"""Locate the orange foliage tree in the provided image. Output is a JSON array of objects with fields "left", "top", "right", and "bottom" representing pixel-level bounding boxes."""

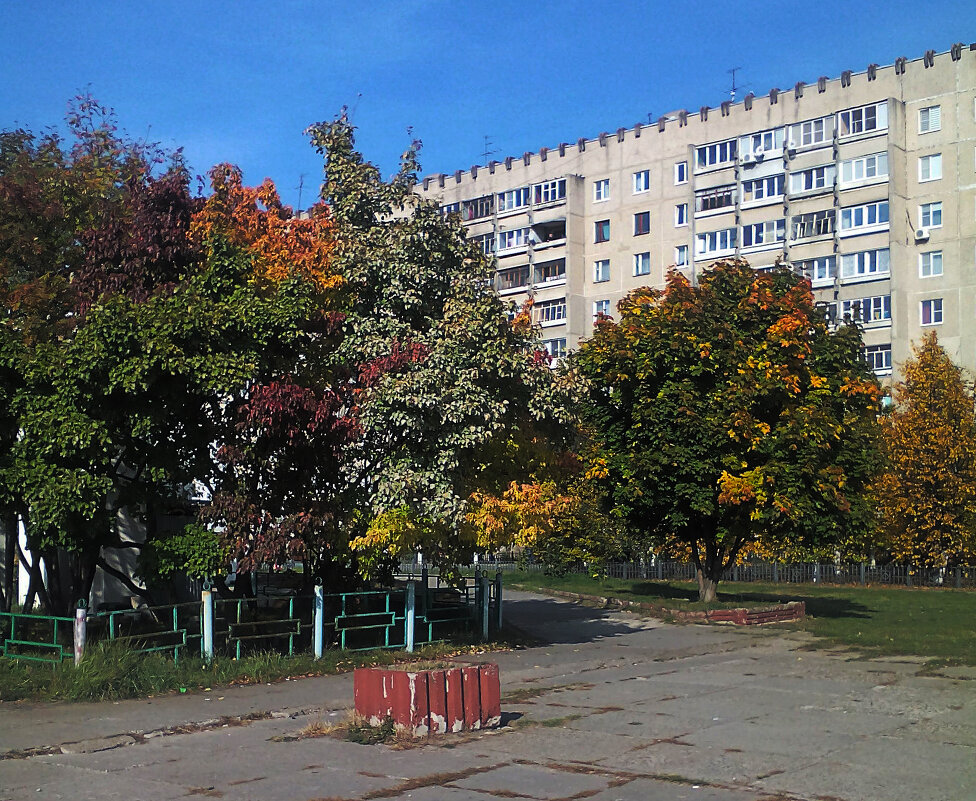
[
  {"left": 876, "top": 331, "right": 976, "bottom": 567},
  {"left": 575, "top": 260, "right": 883, "bottom": 601},
  {"left": 190, "top": 163, "right": 339, "bottom": 291}
]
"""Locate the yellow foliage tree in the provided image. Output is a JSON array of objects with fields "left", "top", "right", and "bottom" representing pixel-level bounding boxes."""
[{"left": 876, "top": 331, "right": 976, "bottom": 567}]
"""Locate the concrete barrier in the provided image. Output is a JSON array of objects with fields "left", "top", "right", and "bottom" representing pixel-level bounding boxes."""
[{"left": 354, "top": 663, "right": 501, "bottom": 737}]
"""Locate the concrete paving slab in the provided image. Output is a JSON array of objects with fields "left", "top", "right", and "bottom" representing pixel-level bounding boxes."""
[
  {"left": 450, "top": 761, "right": 612, "bottom": 799},
  {"left": 586, "top": 776, "right": 772, "bottom": 801}
]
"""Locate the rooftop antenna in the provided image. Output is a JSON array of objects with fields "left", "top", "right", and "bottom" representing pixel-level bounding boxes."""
[
  {"left": 296, "top": 174, "right": 305, "bottom": 212},
  {"left": 728, "top": 67, "right": 743, "bottom": 102},
  {"left": 348, "top": 92, "right": 363, "bottom": 121},
  {"left": 482, "top": 135, "right": 498, "bottom": 165}
]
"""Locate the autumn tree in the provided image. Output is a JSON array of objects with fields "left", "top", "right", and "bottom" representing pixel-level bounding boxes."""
[
  {"left": 303, "top": 116, "right": 573, "bottom": 580},
  {"left": 574, "top": 260, "right": 882, "bottom": 601},
  {"left": 876, "top": 331, "right": 976, "bottom": 568}
]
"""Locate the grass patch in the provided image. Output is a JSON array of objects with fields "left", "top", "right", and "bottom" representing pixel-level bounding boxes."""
[
  {"left": 507, "top": 572, "right": 976, "bottom": 665},
  {"left": 0, "top": 637, "right": 512, "bottom": 704},
  {"left": 347, "top": 716, "right": 396, "bottom": 745}
]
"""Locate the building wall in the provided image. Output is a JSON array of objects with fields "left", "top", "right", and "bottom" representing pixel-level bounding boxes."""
[{"left": 418, "top": 44, "right": 976, "bottom": 381}]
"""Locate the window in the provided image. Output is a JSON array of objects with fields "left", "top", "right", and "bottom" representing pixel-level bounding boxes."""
[
  {"left": 594, "top": 259, "right": 610, "bottom": 283},
  {"left": 674, "top": 245, "right": 689, "bottom": 266},
  {"left": 535, "top": 298, "right": 567, "bottom": 325},
  {"left": 840, "top": 201, "right": 889, "bottom": 233},
  {"left": 497, "top": 227, "right": 530, "bottom": 251},
  {"left": 838, "top": 101, "right": 888, "bottom": 137},
  {"left": 919, "top": 154, "right": 942, "bottom": 182},
  {"left": 675, "top": 204, "right": 688, "bottom": 226},
  {"left": 920, "top": 202, "right": 943, "bottom": 229},
  {"left": 919, "top": 250, "right": 943, "bottom": 278},
  {"left": 740, "top": 128, "right": 785, "bottom": 158},
  {"left": 498, "top": 187, "right": 530, "bottom": 212},
  {"left": 863, "top": 344, "right": 892, "bottom": 373},
  {"left": 593, "top": 299, "right": 611, "bottom": 318},
  {"left": 594, "top": 179, "right": 610, "bottom": 202},
  {"left": 633, "top": 252, "right": 651, "bottom": 276},
  {"left": 594, "top": 219, "right": 610, "bottom": 243},
  {"left": 742, "top": 219, "right": 786, "bottom": 248},
  {"left": 674, "top": 161, "right": 688, "bottom": 184},
  {"left": 791, "top": 210, "right": 835, "bottom": 239},
  {"left": 533, "top": 179, "right": 566, "bottom": 204},
  {"left": 790, "top": 165, "right": 835, "bottom": 194},
  {"left": 795, "top": 255, "right": 837, "bottom": 283},
  {"left": 633, "top": 170, "right": 650, "bottom": 194},
  {"left": 919, "top": 105, "right": 941, "bottom": 133},
  {"left": 535, "top": 258, "right": 566, "bottom": 284},
  {"left": 841, "top": 248, "right": 890, "bottom": 279},
  {"left": 440, "top": 202, "right": 460, "bottom": 217},
  {"left": 790, "top": 116, "right": 831, "bottom": 147},
  {"left": 462, "top": 195, "right": 494, "bottom": 221},
  {"left": 541, "top": 338, "right": 567, "bottom": 360},
  {"left": 842, "top": 295, "right": 891, "bottom": 324},
  {"left": 634, "top": 211, "right": 650, "bottom": 236},
  {"left": 742, "top": 174, "right": 784, "bottom": 203},
  {"left": 695, "top": 139, "right": 737, "bottom": 169},
  {"left": 497, "top": 265, "right": 529, "bottom": 292},
  {"left": 695, "top": 185, "right": 736, "bottom": 213},
  {"left": 839, "top": 153, "right": 888, "bottom": 185},
  {"left": 696, "top": 228, "right": 736, "bottom": 256},
  {"left": 472, "top": 232, "right": 495, "bottom": 255},
  {"left": 921, "top": 298, "right": 943, "bottom": 326}
]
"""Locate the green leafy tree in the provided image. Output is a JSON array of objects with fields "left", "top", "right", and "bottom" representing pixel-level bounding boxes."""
[
  {"left": 574, "top": 260, "right": 882, "bottom": 601},
  {"left": 305, "top": 116, "right": 573, "bottom": 578},
  {"left": 876, "top": 331, "right": 976, "bottom": 567}
]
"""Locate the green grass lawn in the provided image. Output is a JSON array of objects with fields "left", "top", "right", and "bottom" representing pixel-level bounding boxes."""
[
  {"left": 506, "top": 571, "right": 976, "bottom": 666},
  {"left": 0, "top": 636, "right": 517, "bottom": 704}
]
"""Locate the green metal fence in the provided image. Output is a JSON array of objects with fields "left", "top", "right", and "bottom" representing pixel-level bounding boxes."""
[{"left": 1, "top": 577, "right": 494, "bottom": 665}]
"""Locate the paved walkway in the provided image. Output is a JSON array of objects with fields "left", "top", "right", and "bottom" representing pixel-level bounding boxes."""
[{"left": 2, "top": 590, "right": 975, "bottom": 801}]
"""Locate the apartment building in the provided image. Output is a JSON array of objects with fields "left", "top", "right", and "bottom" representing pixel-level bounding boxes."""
[{"left": 416, "top": 44, "right": 976, "bottom": 380}]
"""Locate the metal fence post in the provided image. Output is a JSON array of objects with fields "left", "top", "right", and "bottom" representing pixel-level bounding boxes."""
[
  {"left": 494, "top": 571, "right": 503, "bottom": 633},
  {"left": 202, "top": 581, "right": 214, "bottom": 661},
  {"left": 421, "top": 566, "right": 429, "bottom": 611},
  {"left": 859, "top": 563, "right": 866, "bottom": 586},
  {"left": 313, "top": 581, "right": 324, "bottom": 659},
  {"left": 405, "top": 581, "right": 416, "bottom": 653},
  {"left": 73, "top": 599, "right": 87, "bottom": 666},
  {"left": 480, "top": 575, "right": 490, "bottom": 641},
  {"left": 657, "top": 558, "right": 663, "bottom": 581},
  {"left": 956, "top": 567, "right": 962, "bottom": 589},
  {"left": 907, "top": 564, "right": 912, "bottom": 587},
  {"left": 773, "top": 562, "right": 779, "bottom": 583}
]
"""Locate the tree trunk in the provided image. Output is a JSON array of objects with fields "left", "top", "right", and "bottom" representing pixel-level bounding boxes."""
[
  {"left": 696, "top": 547, "right": 725, "bottom": 603},
  {"left": 0, "top": 513, "right": 15, "bottom": 612},
  {"left": 696, "top": 569, "right": 719, "bottom": 603}
]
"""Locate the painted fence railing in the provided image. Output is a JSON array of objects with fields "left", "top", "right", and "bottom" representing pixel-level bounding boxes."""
[
  {"left": 1, "top": 576, "right": 501, "bottom": 665},
  {"left": 412, "top": 559, "right": 976, "bottom": 589}
]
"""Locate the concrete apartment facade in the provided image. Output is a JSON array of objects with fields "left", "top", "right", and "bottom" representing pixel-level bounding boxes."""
[{"left": 416, "top": 44, "right": 976, "bottom": 381}]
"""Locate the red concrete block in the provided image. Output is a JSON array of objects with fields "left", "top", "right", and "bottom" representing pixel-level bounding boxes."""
[
  {"left": 389, "top": 669, "right": 430, "bottom": 735},
  {"left": 444, "top": 667, "right": 465, "bottom": 733},
  {"left": 461, "top": 665, "right": 482, "bottom": 730},
  {"left": 427, "top": 669, "right": 448, "bottom": 734},
  {"left": 478, "top": 663, "right": 501, "bottom": 728},
  {"left": 354, "top": 667, "right": 383, "bottom": 725}
]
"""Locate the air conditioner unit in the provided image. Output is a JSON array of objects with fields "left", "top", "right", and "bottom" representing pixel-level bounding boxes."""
[
  {"left": 785, "top": 139, "right": 797, "bottom": 156},
  {"left": 754, "top": 146, "right": 765, "bottom": 160},
  {"left": 741, "top": 153, "right": 756, "bottom": 166},
  {"left": 914, "top": 228, "right": 930, "bottom": 243}
]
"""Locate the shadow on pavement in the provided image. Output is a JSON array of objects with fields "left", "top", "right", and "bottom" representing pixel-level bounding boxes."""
[{"left": 504, "top": 594, "right": 651, "bottom": 645}]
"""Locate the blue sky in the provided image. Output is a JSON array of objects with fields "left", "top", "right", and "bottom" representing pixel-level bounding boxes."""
[{"left": 2, "top": 2, "right": 973, "bottom": 210}]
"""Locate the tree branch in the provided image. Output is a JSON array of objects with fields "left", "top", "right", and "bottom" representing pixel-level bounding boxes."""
[{"left": 95, "top": 556, "right": 157, "bottom": 606}]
